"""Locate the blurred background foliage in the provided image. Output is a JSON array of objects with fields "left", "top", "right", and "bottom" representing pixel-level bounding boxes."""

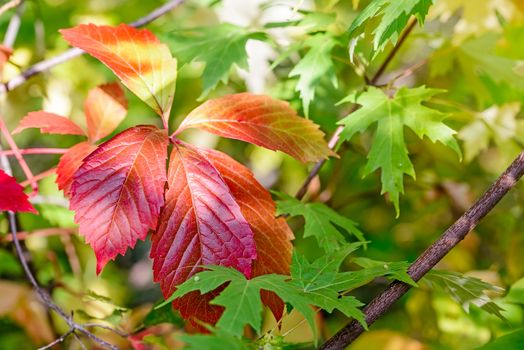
[{"left": 1, "top": 0, "right": 524, "bottom": 349}]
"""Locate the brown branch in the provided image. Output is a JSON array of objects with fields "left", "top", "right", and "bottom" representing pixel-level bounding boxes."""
[
  {"left": 320, "top": 150, "right": 524, "bottom": 349},
  {"left": 295, "top": 18, "right": 418, "bottom": 200},
  {"left": 0, "top": 0, "right": 185, "bottom": 93}
]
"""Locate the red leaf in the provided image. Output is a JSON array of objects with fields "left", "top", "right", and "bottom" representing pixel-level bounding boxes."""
[
  {"left": 12, "top": 111, "right": 86, "bottom": 136},
  {"left": 202, "top": 148, "right": 293, "bottom": 320},
  {"left": 70, "top": 125, "right": 168, "bottom": 273},
  {"left": 0, "top": 170, "right": 37, "bottom": 214},
  {"left": 56, "top": 141, "right": 96, "bottom": 197},
  {"left": 150, "top": 142, "right": 257, "bottom": 300},
  {"left": 85, "top": 82, "right": 128, "bottom": 142},
  {"left": 60, "top": 24, "right": 177, "bottom": 120},
  {"left": 176, "top": 93, "right": 334, "bottom": 163},
  {"left": 153, "top": 147, "right": 293, "bottom": 326}
]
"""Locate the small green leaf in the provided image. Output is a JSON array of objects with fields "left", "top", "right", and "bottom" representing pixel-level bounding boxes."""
[
  {"left": 162, "top": 23, "right": 267, "bottom": 99},
  {"left": 289, "top": 33, "right": 338, "bottom": 117},
  {"left": 347, "top": 0, "right": 433, "bottom": 59},
  {"left": 338, "top": 86, "right": 461, "bottom": 215},
  {"left": 504, "top": 277, "right": 524, "bottom": 306},
  {"left": 275, "top": 193, "right": 366, "bottom": 252},
  {"left": 424, "top": 270, "right": 505, "bottom": 320}
]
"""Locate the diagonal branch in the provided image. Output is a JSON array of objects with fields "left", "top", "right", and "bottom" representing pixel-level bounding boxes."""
[
  {"left": 320, "top": 150, "right": 524, "bottom": 349},
  {"left": 295, "top": 18, "right": 418, "bottom": 200},
  {"left": 0, "top": 0, "right": 185, "bottom": 93}
]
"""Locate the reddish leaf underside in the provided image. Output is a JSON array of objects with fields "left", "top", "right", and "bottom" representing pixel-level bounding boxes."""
[
  {"left": 56, "top": 141, "right": 96, "bottom": 197},
  {"left": 70, "top": 125, "right": 168, "bottom": 273},
  {"left": 176, "top": 93, "right": 334, "bottom": 163},
  {"left": 12, "top": 111, "right": 86, "bottom": 136},
  {"left": 150, "top": 143, "right": 258, "bottom": 322},
  {"left": 85, "top": 82, "right": 128, "bottom": 142},
  {"left": 152, "top": 146, "right": 293, "bottom": 327},
  {"left": 60, "top": 23, "right": 177, "bottom": 121},
  {"left": 0, "top": 170, "right": 37, "bottom": 214}
]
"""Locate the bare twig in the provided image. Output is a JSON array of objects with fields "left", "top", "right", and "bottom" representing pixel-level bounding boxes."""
[
  {"left": 0, "top": 147, "right": 68, "bottom": 156},
  {"left": 295, "top": 18, "right": 418, "bottom": 200},
  {"left": 320, "top": 150, "right": 524, "bottom": 349},
  {"left": 38, "top": 329, "right": 74, "bottom": 350},
  {"left": 0, "top": 0, "right": 185, "bottom": 93},
  {"left": 2, "top": 0, "right": 23, "bottom": 47}
]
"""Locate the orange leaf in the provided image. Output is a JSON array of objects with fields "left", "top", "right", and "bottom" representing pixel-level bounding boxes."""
[
  {"left": 70, "top": 125, "right": 168, "bottom": 273},
  {"left": 56, "top": 141, "right": 96, "bottom": 197},
  {"left": 13, "top": 111, "right": 86, "bottom": 136},
  {"left": 60, "top": 24, "right": 177, "bottom": 122},
  {"left": 176, "top": 93, "right": 334, "bottom": 163},
  {"left": 85, "top": 82, "right": 128, "bottom": 142}
]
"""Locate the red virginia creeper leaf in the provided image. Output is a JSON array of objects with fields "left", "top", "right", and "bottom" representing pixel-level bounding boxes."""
[
  {"left": 85, "top": 82, "right": 128, "bottom": 142},
  {"left": 176, "top": 93, "right": 334, "bottom": 163},
  {"left": 150, "top": 142, "right": 257, "bottom": 311},
  {"left": 60, "top": 24, "right": 177, "bottom": 121},
  {"left": 0, "top": 170, "right": 37, "bottom": 214},
  {"left": 56, "top": 141, "right": 96, "bottom": 197},
  {"left": 13, "top": 111, "right": 86, "bottom": 136},
  {"left": 153, "top": 147, "right": 293, "bottom": 326},
  {"left": 70, "top": 125, "right": 168, "bottom": 273}
]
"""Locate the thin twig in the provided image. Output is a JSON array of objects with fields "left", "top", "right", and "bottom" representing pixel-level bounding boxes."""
[
  {"left": 320, "top": 150, "right": 524, "bottom": 349},
  {"left": 1, "top": 227, "right": 76, "bottom": 242},
  {"left": 0, "top": 148, "right": 68, "bottom": 156},
  {"left": 294, "top": 18, "right": 418, "bottom": 200},
  {"left": 0, "top": 0, "right": 185, "bottom": 93},
  {"left": 19, "top": 167, "right": 56, "bottom": 187},
  {"left": 0, "top": 118, "right": 38, "bottom": 193},
  {"left": 1, "top": 0, "right": 23, "bottom": 47},
  {"left": 37, "top": 329, "right": 74, "bottom": 350}
]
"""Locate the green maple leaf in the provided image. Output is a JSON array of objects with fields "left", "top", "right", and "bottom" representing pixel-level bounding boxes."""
[
  {"left": 338, "top": 86, "right": 461, "bottom": 215},
  {"left": 180, "top": 330, "right": 250, "bottom": 350},
  {"left": 424, "top": 270, "right": 506, "bottom": 320},
  {"left": 289, "top": 248, "right": 367, "bottom": 327},
  {"left": 159, "top": 266, "right": 317, "bottom": 338},
  {"left": 275, "top": 193, "right": 366, "bottom": 252},
  {"left": 289, "top": 33, "right": 339, "bottom": 117},
  {"left": 348, "top": 0, "right": 433, "bottom": 59},
  {"left": 162, "top": 23, "right": 267, "bottom": 99},
  {"left": 476, "top": 329, "right": 524, "bottom": 350}
]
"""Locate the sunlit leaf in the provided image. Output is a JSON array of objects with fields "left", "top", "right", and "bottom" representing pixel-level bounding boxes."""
[
  {"left": 177, "top": 93, "right": 334, "bottom": 163},
  {"left": 13, "top": 111, "right": 85, "bottom": 136}
]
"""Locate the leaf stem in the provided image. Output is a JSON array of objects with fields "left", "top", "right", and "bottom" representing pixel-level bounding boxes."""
[{"left": 0, "top": 147, "right": 68, "bottom": 156}]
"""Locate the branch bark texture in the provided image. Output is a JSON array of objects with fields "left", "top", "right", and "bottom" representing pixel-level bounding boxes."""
[{"left": 321, "top": 150, "right": 524, "bottom": 349}]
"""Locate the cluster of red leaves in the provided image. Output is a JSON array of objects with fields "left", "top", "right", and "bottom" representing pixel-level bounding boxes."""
[{"left": 9, "top": 24, "right": 332, "bottom": 327}]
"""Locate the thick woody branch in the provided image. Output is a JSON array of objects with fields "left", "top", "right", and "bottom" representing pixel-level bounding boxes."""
[
  {"left": 0, "top": 0, "right": 185, "bottom": 93},
  {"left": 320, "top": 150, "right": 524, "bottom": 349}
]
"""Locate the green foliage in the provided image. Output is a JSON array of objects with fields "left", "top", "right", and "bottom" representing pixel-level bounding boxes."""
[
  {"left": 289, "top": 33, "right": 338, "bottom": 117},
  {"left": 143, "top": 304, "right": 184, "bottom": 327},
  {"left": 180, "top": 330, "right": 251, "bottom": 350},
  {"left": 476, "top": 328, "right": 524, "bottom": 350},
  {"left": 348, "top": 0, "right": 432, "bottom": 59},
  {"left": 424, "top": 270, "right": 505, "bottom": 319},
  {"left": 275, "top": 193, "right": 365, "bottom": 252},
  {"left": 162, "top": 23, "right": 267, "bottom": 99},
  {"left": 338, "top": 86, "right": 461, "bottom": 214}
]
